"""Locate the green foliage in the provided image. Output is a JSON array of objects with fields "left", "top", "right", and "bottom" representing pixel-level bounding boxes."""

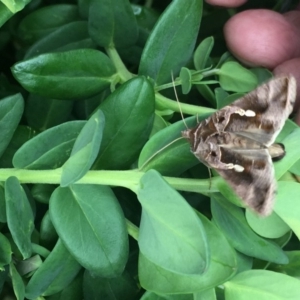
[{"left": 0, "top": 0, "right": 299, "bottom": 299}]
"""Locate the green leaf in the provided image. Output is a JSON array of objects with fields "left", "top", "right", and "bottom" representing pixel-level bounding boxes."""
[
  {"left": 218, "top": 62, "right": 258, "bottom": 92},
  {"left": 58, "top": 273, "right": 83, "bottom": 300},
  {"left": 139, "top": 0, "right": 203, "bottom": 85},
  {"left": 5, "top": 177, "right": 34, "bottom": 259},
  {"left": 93, "top": 77, "right": 155, "bottom": 169},
  {"left": 25, "top": 21, "right": 96, "bottom": 59},
  {"left": 139, "top": 212, "right": 236, "bottom": 294},
  {"left": 274, "top": 181, "right": 300, "bottom": 240},
  {"left": 3, "top": 0, "right": 27, "bottom": 13},
  {"left": 180, "top": 67, "right": 192, "bottom": 94},
  {"left": 275, "top": 128, "right": 300, "bottom": 179},
  {"left": 0, "top": 185, "right": 6, "bottom": 222},
  {"left": 224, "top": 270, "right": 300, "bottom": 299},
  {"left": 88, "top": 0, "right": 138, "bottom": 48},
  {"left": 193, "top": 36, "right": 214, "bottom": 70},
  {"left": 61, "top": 110, "right": 105, "bottom": 186},
  {"left": 0, "top": 3, "right": 14, "bottom": 27},
  {"left": 49, "top": 184, "right": 128, "bottom": 277},
  {"left": 217, "top": 91, "right": 244, "bottom": 109},
  {"left": 39, "top": 211, "right": 58, "bottom": 249},
  {"left": 0, "top": 266, "right": 8, "bottom": 294},
  {"left": 83, "top": 269, "right": 138, "bottom": 299},
  {"left": 0, "top": 94, "right": 24, "bottom": 158},
  {"left": 17, "top": 4, "right": 80, "bottom": 44},
  {"left": 246, "top": 209, "right": 290, "bottom": 239},
  {"left": 10, "top": 262, "right": 25, "bottom": 300},
  {"left": 272, "top": 251, "right": 300, "bottom": 278},
  {"left": 196, "top": 84, "right": 216, "bottom": 106},
  {"left": 141, "top": 290, "right": 216, "bottom": 300},
  {"left": 138, "top": 116, "right": 200, "bottom": 176},
  {"left": 211, "top": 194, "right": 288, "bottom": 264},
  {"left": 25, "top": 94, "right": 73, "bottom": 131},
  {"left": 13, "top": 121, "right": 86, "bottom": 169},
  {"left": 137, "top": 170, "right": 209, "bottom": 275},
  {"left": 276, "top": 119, "right": 298, "bottom": 143},
  {"left": 0, "top": 232, "right": 12, "bottom": 268},
  {"left": 0, "top": 126, "right": 37, "bottom": 168},
  {"left": 31, "top": 185, "right": 56, "bottom": 205},
  {"left": 11, "top": 49, "right": 116, "bottom": 100},
  {"left": 25, "top": 239, "right": 81, "bottom": 299}
]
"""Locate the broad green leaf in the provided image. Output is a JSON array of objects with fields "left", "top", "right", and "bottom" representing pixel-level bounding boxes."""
[
  {"left": 274, "top": 181, "right": 300, "bottom": 240},
  {"left": 61, "top": 110, "right": 105, "bottom": 186},
  {"left": 138, "top": 116, "right": 200, "bottom": 176},
  {"left": 276, "top": 119, "right": 298, "bottom": 143},
  {"left": 0, "top": 232, "right": 12, "bottom": 268},
  {"left": 139, "top": 0, "right": 202, "bottom": 85},
  {"left": 217, "top": 91, "right": 244, "bottom": 109},
  {"left": 11, "top": 49, "right": 116, "bottom": 100},
  {"left": 224, "top": 270, "right": 300, "bottom": 299},
  {"left": 0, "top": 266, "right": 8, "bottom": 294},
  {"left": 58, "top": 273, "right": 83, "bottom": 300},
  {"left": 193, "top": 36, "right": 214, "bottom": 70},
  {"left": 141, "top": 289, "right": 216, "bottom": 300},
  {"left": 215, "top": 87, "right": 229, "bottom": 109},
  {"left": 25, "top": 94, "right": 73, "bottom": 131},
  {"left": 235, "top": 252, "right": 253, "bottom": 274},
  {"left": 246, "top": 209, "right": 290, "bottom": 239},
  {"left": 211, "top": 194, "right": 288, "bottom": 264},
  {"left": 139, "top": 212, "right": 236, "bottom": 294},
  {"left": 2, "top": 0, "right": 29, "bottom": 13},
  {"left": 25, "top": 239, "right": 81, "bottom": 299},
  {"left": 0, "top": 185, "right": 6, "bottom": 222},
  {"left": 196, "top": 84, "right": 216, "bottom": 106},
  {"left": 83, "top": 269, "right": 138, "bottom": 300},
  {"left": 89, "top": 0, "right": 138, "bottom": 48},
  {"left": 25, "top": 21, "right": 96, "bottom": 59},
  {"left": 17, "top": 4, "right": 80, "bottom": 44},
  {"left": 10, "top": 262, "right": 25, "bottom": 300},
  {"left": 137, "top": 170, "right": 209, "bottom": 275},
  {"left": 0, "top": 94, "right": 24, "bottom": 158},
  {"left": 250, "top": 67, "right": 272, "bottom": 83},
  {"left": 218, "top": 62, "right": 258, "bottom": 92},
  {"left": 13, "top": 121, "right": 86, "bottom": 169},
  {"left": 49, "top": 184, "right": 128, "bottom": 277},
  {"left": 272, "top": 251, "right": 300, "bottom": 278},
  {"left": 0, "top": 126, "right": 37, "bottom": 168},
  {"left": 39, "top": 211, "right": 58, "bottom": 249},
  {"left": 275, "top": 128, "right": 300, "bottom": 179},
  {"left": 0, "top": 3, "right": 13, "bottom": 27},
  {"left": 5, "top": 177, "right": 34, "bottom": 259},
  {"left": 31, "top": 185, "right": 56, "bottom": 204},
  {"left": 93, "top": 77, "right": 155, "bottom": 169}
]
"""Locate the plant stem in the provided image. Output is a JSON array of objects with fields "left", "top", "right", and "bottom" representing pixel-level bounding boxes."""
[
  {"left": 105, "top": 46, "right": 133, "bottom": 82},
  {"left": 155, "top": 92, "right": 215, "bottom": 116},
  {"left": 126, "top": 219, "right": 139, "bottom": 240},
  {"left": 0, "top": 169, "right": 220, "bottom": 194}
]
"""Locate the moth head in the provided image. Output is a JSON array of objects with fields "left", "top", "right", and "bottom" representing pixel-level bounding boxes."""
[{"left": 181, "top": 128, "right": 197, "bottom": 151}]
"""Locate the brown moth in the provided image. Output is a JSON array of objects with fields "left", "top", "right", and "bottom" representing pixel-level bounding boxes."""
[{"left": 182, "top": 76, "right": 296, "bottom": 216}]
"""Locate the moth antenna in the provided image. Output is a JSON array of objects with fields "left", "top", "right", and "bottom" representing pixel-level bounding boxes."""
[
  {"left": 171, "top": 72, "right": 188, "bottom": 129},
  {"left": 139, "top": 136, "right": 184, "bottom": 171}
]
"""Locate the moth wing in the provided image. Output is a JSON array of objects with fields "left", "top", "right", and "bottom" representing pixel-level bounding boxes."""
[
  {"left": 216, "top": 147, "right": 275, "bottom": 216},
  {"left": 221, "top": 76, "right": 296, "bottom": 146}
]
